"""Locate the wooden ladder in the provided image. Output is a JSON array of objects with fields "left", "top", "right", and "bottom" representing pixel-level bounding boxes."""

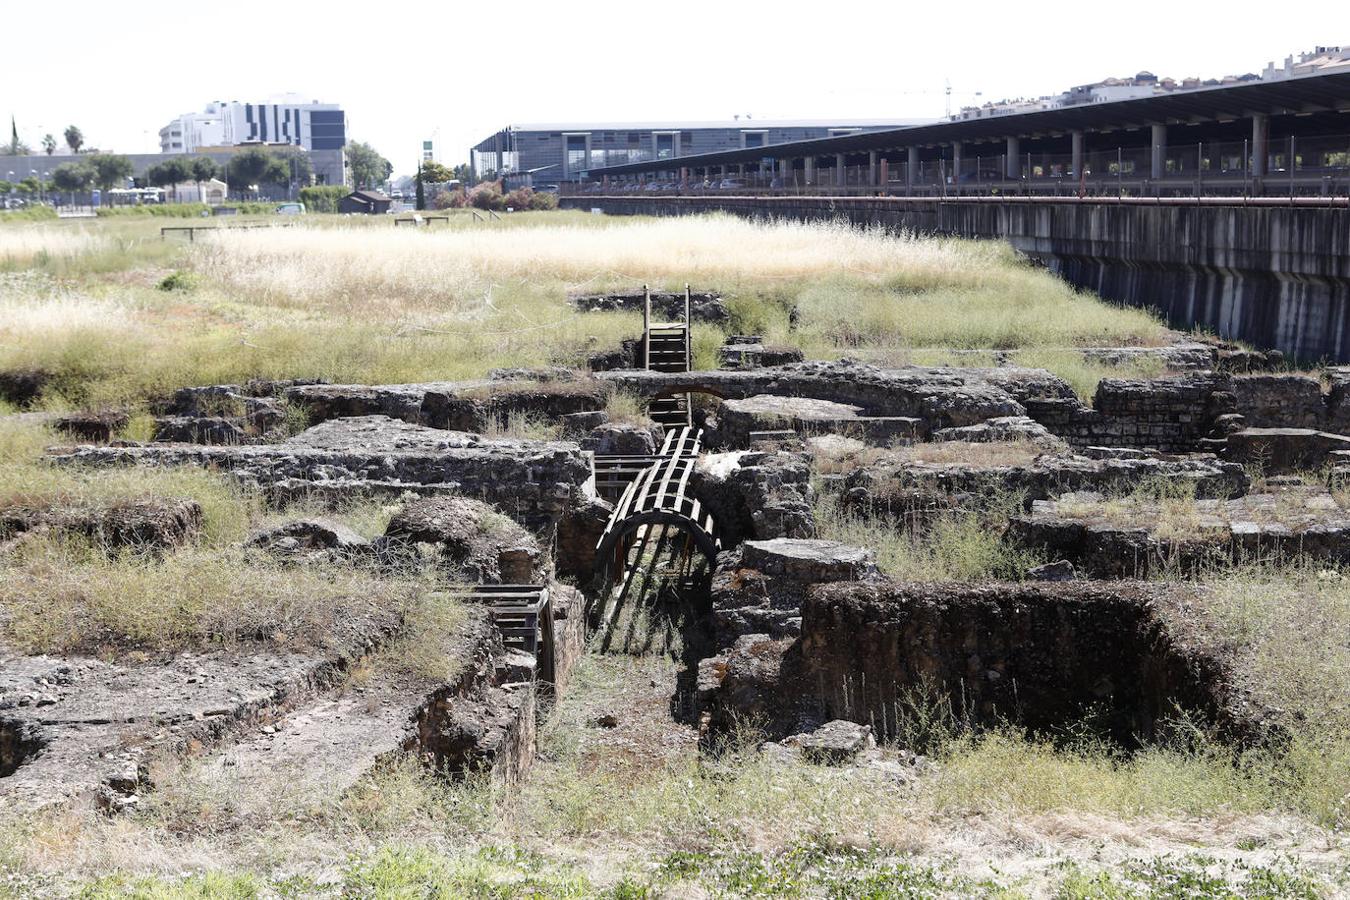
[{"left": 643, "top": 284, "right": 693, "bottom": 430}]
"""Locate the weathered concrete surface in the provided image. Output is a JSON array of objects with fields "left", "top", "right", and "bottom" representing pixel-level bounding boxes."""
[{"left": 564, "top": 196, "right": 1350, "bottom": 363}]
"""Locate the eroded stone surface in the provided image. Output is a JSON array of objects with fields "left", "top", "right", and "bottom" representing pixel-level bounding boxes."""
[
  {"left": 835, "top": 443, "right": 1249, "bottom": 523},
  {"left": 0, "top": 498, "right": 203, "bottom": 551},
  {"left": 710, "top": 538, "right": 879, "bottom": 644},
  {"left": 49, "top": 416, "right": 592, "bottom": 534},
  {"left": 1007, "top": 487, "right": 1350, "bottom": 576},
  {"left": 382, "top": 496, "right": 546, "bottom": 584},
  {"left": 699, "top": 580, "right": 1265, "bottom": 747}
]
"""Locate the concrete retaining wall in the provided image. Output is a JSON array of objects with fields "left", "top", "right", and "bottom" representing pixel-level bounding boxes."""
[{"left": 562, "top": 195, "right": 1350, "bottom": 363}]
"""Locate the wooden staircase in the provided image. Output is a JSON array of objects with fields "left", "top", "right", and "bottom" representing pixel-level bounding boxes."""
[{"left": 643, "top": 284, "right": 693, "bottom": 430}]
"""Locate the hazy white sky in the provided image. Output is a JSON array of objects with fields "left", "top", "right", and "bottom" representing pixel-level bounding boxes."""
[{"left": 2, "top": 2, "right": 1343, "bottom": 176}]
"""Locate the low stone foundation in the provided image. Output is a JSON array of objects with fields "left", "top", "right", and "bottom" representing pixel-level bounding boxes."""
[{"left": 699, "top": 579, "right": 1260, "bottom": 748}]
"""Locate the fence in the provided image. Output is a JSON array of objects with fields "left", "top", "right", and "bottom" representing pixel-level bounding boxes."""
[{"left": 563, "top": 134, "right": 1350, "bottom": 199}]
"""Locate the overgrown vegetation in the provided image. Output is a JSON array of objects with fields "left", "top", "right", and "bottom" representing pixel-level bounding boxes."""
[{"left": 0, "top": 213, "right": 1172, "bottom": 407}]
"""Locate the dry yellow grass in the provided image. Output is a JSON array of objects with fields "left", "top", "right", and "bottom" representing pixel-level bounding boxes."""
[{"left": 0, "top": 213, "right": 1171, "bottom": 406}]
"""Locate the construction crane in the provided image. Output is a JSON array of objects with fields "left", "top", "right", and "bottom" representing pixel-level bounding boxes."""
[{"left": 898, "top": 81, "right": 984, "bottom": 119}]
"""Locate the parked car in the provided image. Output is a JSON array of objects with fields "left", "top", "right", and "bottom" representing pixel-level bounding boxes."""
[{"left": 275, "top": 202, "right": 306, "bottom": 215}]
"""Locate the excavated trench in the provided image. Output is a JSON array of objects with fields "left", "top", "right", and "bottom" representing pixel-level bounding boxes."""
[{"left": 0, "top": 720, "right": 44, "bottom": 778}]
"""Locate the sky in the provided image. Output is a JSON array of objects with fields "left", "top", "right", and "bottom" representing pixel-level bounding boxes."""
[{"left": 2, "top": 2, "right": 1344, "bottom": 178}]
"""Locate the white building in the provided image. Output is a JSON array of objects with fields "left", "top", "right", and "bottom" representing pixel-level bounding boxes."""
[
  {"left": 1263, "top": 47, "right": 1350, "bottom": 80},
  {"left": 159, "top": 102, "right": 228, "bottom": 153},
  {"left": 159, "top": 96, "right": 347, "bottom": 154}
]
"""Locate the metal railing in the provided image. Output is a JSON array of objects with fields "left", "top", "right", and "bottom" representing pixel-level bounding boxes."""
[{"left": 563, "top": 134, "right": 1350, "bottom": 200}]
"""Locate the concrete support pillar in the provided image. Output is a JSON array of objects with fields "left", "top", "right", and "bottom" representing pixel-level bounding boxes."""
[
  {"left": 906, "top": 147, "right": 918, "bottom": 189},
  {"left": 1252, "top": 113, "right": 1269, "bottom": 179},
  {"left": 1150, "top": 123, "right": 1167, "bottom": 181},
  {"left": 1005, "top": 137, "right": 1020, "bottom": 179},
  {"left": 951, "top": 143, "right": 962, "bottom": 194},
  {"left": 779, "top": 157, "right": 792, "bottom": 185},
  {"left": 1071, "top": 130, "right": 1085, "bottom": 176},
  {"left": 804, "top": 156, "right": 816, "bottom": 185},
  {"left": 879, "top": 157, "right": 889, "bottom": 189},
  {"left": 868, "top": 151, "right": 879, "bottom": 186},
  {"left": 836, "top": 154, "right": 846, "bottom": 187}
]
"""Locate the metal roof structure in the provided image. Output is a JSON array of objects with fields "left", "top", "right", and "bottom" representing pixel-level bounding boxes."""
[{"left": 585, "top": 70, "right": 1350, "bottom": 176}]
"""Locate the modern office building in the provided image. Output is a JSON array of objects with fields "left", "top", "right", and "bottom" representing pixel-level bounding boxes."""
[
  {"left": 469, "top": 119, "right": 928, "bottom": 184},
  {"left": 159, "top": 96, "right": 347, "bottom": 154}
]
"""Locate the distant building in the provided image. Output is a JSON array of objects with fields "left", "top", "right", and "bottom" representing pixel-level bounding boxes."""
[
  {"left": 159, "top": 96, "right": 347, "bottom": 154},
  {"left": 469, "top": 119, "right": 930, "bottom": 184},
  {"left": 338, "top": 189, "right": 391, "bottom": 214},
  {"left": 1263, "top": 46, "right": 1350, "bottom": 80}
]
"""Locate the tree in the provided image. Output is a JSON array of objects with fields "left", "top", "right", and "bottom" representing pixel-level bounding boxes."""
[
  {"left": 6, "top": 116, "right": 29, "bottom": 156},
  {"left": 89, "top": 154, "right": 134, "bottom": 192},
  {"left": 41, "top": 134, "right": 56, "bottom": 156},
  {"left": 346, "top": 141, "right": 393, "bottom": 189},
  {"left": 64, "top": 125, "right": 83, "bottom": 154},
  {"left": 51, "top": 161, "right": 94, "bottom": 202},
  {"left": 451, "top": 163, "right": 473, "bottom": 184},
  {"left": 226, "top": 147, "right": 274, "bottom": 195},
  {"left": 226, "top": 147, "right": 308, "bottom": 197},
  {"left": 0, "top": 181, "right": 11, "bottom": 195},
  {"left": 269, "top": 147, "right": 312, "bottom": 190},
  {"left": 418, "top": 160, "right": 455, "bottom": 183},
  {"left": 147, "top": 157, "right": 191, "bottom": 192},
  {"left": 414, "top": 162, "right": 425, "bottom": 211},
  {"left": 189, "top": 156, "right": 217, "bottom": 184}
]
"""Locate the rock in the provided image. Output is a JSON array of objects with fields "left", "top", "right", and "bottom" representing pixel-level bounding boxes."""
[
  {"left": 0, "top": 369, "right": 51, "bottom": 407},
  {"left": 55, "top": 411, "right": 128, "bottom": 443},
  {"left": 710, "top": 539, "right": 878, "bottom": 645},
  {"left": 570, "top": 290, "right": 730, "bottom": 323},
  {"left": 593, "top": 714, "right": 619, "bottom": 729},
  {"left": 692, "top": 451, "right": 817, "bottom": 546},
  {"left": 1026, "top": 560, "right": 1076, "bottom": 581},
  {"left": 244, "top": 520, "right": 370, "bottom": 558},
  {"left": 581, "top": 423, "right": 662, "bottom": 456},
  {"left": 715, "top": 394, "right": 922, "bottom": 449},
  {"left": 740, "top": 539, "right": 880, "bottom": 583},
  {"left": 559, "top": 410, "right": 608, "bottom": 437},
  {"left": 0, "top": 497, "right": 203, "bottom": 550},
  {"left": 718, "top": 338, "right": 805, "bottom": 370},
  {"left": 382, "top": 496, "right": 545, "bottom": 584},
  {"left": 50, "top": 416, "right": 592, "bottom": 535},
  {"left": 153, "top": 416, "right": 246, "bottom": 445},
  {"left": 796, "top": 720, "right": 874, "bottom": 764}
]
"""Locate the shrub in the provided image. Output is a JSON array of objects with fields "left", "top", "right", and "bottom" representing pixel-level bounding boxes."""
[
  {"left": 528, "top": 190, "right": 559, "bottom": 211},
  {"left": 299, "top": 185, "right": 347, "bottom": 214},
  {"left": 468, "top": 181, "right": 504, "bottom": 211},
  {"left": 433, "top": 188, "right": 467, "bottom": 210},
  {"left": 0, "top": 205, "right": 58, "bottom": 222}
]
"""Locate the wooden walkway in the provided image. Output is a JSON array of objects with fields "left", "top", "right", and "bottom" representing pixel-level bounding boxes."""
[{"left": 595, "top": 426, "right": 718, "bottom": 571}]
